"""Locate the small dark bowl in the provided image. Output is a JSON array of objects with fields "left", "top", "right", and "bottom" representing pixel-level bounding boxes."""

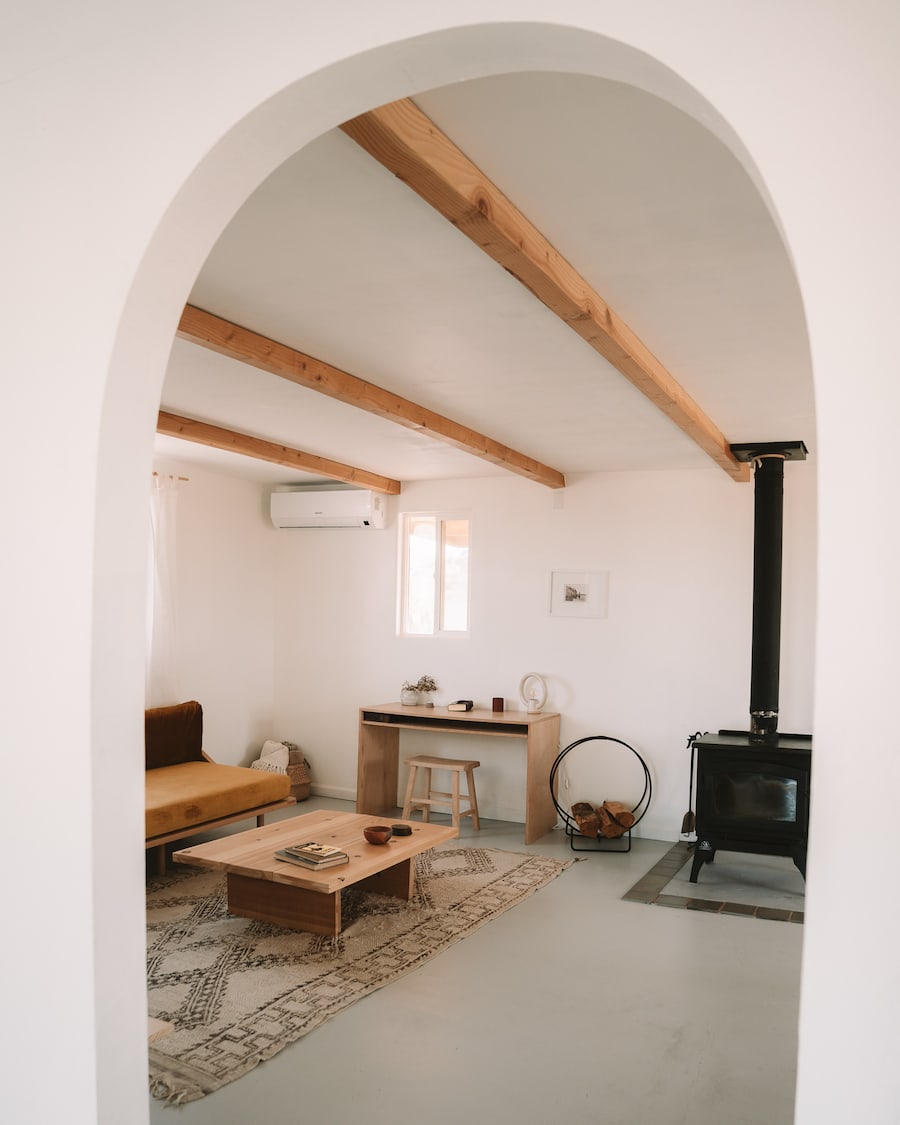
[{"left": 363, "top": 825, "right": 393, "bottom": 845}]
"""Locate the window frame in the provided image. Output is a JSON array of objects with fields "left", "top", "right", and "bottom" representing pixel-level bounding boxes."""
[{"left": 398, "top": 510, "right": 471, "bottom": 638}]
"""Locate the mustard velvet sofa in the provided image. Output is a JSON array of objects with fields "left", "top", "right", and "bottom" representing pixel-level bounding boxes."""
[{"left": 145, "top": 700, "right": 295, "bottom": 871}]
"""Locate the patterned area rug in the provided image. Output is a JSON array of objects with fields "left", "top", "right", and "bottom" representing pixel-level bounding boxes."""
[{"left": 147, "top": 845, "right": 570, "bottom": 1103}]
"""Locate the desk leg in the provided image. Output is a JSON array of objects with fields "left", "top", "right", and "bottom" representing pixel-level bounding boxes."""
[
  {"left": 524, "top": 717, "right": 561, "bottom": 844},
  {"left": 357, "top": 723, "right": 400, "bottom": 816}
]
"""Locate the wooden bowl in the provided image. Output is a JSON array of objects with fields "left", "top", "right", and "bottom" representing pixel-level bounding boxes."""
[{"left": 363, "top": 825, "right": 393, "bottom": 845}]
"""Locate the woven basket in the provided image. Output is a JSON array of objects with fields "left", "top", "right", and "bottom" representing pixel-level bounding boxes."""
[{"left": 283, "top": 743, "right": 312, "bottom": 801}]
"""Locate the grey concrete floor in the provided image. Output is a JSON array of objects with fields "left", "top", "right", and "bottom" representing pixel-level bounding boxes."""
[{"left": 149, "top": 797, "right": 801, "bottom": 1125}]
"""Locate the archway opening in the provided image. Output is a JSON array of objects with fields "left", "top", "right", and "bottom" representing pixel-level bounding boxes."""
[{"left": 91, "top": 19, "right": 814, "bottom": 1118}]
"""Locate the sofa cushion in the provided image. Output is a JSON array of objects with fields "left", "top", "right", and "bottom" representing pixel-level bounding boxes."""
[
  {"left": 145, "top": 760, "right": 291, "bottom": 839},
  {"left": 145, "top": 700, "right": 204, "bottom": 770}
]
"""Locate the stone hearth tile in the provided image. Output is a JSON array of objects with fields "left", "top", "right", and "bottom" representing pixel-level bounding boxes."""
[
  {"left": 721, "top": 901, "right": 757, "bottom": 917},
  {"left": 685, "top": 898, "right": 724, "bottom": 913},
  {"left": 622, "top": 843, "right": 804, "bottom": 924},
  {"left": 755, "top": 906, "right": 792, "bottom": 922}
]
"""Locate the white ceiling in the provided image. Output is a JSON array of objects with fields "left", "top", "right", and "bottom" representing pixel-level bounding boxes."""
[{"left": 157, "top": 72, "right": 813, "bottom": 488}]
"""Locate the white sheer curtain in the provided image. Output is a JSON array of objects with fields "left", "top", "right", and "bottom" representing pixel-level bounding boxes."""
[{"left": 146, "top": 473, "right": 182, "bottom": 707}]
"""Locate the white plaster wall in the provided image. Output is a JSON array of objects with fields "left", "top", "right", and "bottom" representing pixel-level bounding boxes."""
[
  {"left": 3, "top": 3, "right": 899, "bottom": 1122},
  {"left": 159, "top": 458, "right": 815, "bottom": 839},
  {"left": 153, "top": 459, "right": 277, "bottom": 763},
  {"left": 273, "top": 467, "right": 816, "bottom": 840}
]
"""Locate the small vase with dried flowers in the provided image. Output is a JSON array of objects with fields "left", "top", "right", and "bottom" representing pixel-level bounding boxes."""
[
  {"left": 415, "top": 675, "right": 438, "bottom": 707},
  {"left": 400, "top": 681, "right": 420, "bottom": 706}
]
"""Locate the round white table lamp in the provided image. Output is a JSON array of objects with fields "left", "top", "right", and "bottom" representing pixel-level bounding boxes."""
[{"left": 518, "top": 673, "right": 548, "bottom": 714}]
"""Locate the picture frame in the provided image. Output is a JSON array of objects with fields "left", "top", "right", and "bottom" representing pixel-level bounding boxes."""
[{"left": 550, "top": 570, "right": 609, "bottom": 618}]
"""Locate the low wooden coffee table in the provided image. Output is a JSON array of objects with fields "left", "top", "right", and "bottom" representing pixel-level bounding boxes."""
[{"left": 172, "top": 809, "right": 457, "bottom": 936}]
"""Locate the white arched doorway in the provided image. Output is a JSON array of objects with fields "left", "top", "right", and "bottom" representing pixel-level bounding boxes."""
[
  {"left": 11, "top": 6, "right": 899, "bottom": 1124},
  {"left": 99, "top": 27, "right": 810, "bottom": 1116}
]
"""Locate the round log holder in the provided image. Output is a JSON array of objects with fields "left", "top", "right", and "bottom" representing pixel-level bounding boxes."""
[{"left": 549, "top": 735, "right": 652, "bottom": 853}]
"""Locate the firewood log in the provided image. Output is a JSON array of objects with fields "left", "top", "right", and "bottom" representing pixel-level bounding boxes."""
[
  {"left": 571, "top": 801, "right": 601, "bottom": 838},
  {"left": 598, "top": 800, "right": 636, "bottom": 838}
]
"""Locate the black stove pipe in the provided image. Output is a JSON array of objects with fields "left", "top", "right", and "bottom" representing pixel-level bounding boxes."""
[
  {"left": 730, "top": 440, "right": 807, "bottom": 742},
  {"left": 749, "top": 455, "right": 785, "bottom": 741}
]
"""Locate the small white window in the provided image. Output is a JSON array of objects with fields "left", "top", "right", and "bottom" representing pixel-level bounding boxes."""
[{"left": 399, "top": 513, "right": 470, "bottom": 636}]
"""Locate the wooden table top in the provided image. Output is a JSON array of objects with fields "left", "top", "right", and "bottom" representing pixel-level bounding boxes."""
[{"left": 173, "top": 808, "right": 457, "bottom": 894}]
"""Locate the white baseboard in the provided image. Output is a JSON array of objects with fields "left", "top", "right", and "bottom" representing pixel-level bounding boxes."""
[
  {"left": 309, "top": 784, "right": 357, "bottom": 802},
  {"left": 309, "top": 787, "right": 675, "bottom": 843}
]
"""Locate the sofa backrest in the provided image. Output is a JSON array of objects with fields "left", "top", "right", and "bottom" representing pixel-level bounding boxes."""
[{"left": 145, "top": 700, "right": 204, "bottom": 770}]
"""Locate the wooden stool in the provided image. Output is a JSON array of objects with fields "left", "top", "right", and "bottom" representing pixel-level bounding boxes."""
[{"left": 401, "top": 755, "right": 481, "bottom": 831}]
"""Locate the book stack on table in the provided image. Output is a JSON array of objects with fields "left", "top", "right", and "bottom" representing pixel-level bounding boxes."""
[{"left": 274, "top": 841, "right": 350, "bottom": 869}]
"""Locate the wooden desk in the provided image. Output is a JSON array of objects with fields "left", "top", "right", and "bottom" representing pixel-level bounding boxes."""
[{"left": 357, "top": 703, "right": 561, "bottom": 844}]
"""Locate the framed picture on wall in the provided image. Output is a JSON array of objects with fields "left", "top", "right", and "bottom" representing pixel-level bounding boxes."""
[{"left": 550, "top": 570, "right": 609, "bottom": 618}]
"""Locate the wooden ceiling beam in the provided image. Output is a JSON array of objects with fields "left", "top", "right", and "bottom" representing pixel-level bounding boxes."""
[
  {"left": 340, "top": 98, "right": 749, "bottom": 484},
  {"left": 157, "top": 410, "right": 402, "bottom": 494},
  {"left": 177, "top": 304, "right": 566, "bottom": 489}
]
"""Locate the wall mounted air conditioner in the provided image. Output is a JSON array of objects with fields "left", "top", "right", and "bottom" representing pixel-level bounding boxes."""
[{"left": 270, "top": 489, "right": 387, "bottom": 529}]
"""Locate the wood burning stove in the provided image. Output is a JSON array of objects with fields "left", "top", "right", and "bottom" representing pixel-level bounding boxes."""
[
  {"left": 689, "top": 441, "right": 811, "bottom": 884},
  {"left": 689, "top": 729, "right": 811, "bottom": 880}
]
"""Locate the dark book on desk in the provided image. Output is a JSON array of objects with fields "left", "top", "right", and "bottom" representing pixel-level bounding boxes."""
[{"left": 274, "top": 842, "right": 350, "bottom": 869}]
